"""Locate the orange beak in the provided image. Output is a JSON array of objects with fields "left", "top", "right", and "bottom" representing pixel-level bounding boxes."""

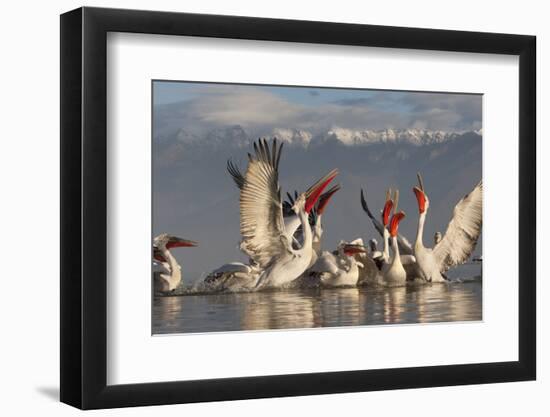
[
  {"left": 382, "top": 199, "right": 394, "bottom": 227},
  {"left": 166, "top": 237, "right": 198, "bottom": 249},
  {"left": 389, "top": 212, "right": 405, "bottom": 237},
  {"left": 305, "top": 169, "right": 339, "bottom": 213},
  {"left": 413, "top": 187, "right": 426, "bottom": 214},
  {"left": 343, "top": 244, "right": 367, "bottom": 256}
]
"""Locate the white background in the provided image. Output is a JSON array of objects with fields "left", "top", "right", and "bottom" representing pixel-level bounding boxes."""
[
  {"left": 108, "top": 33, "right": 518, "bottom": 385},
  {"left": 0, "top": 0, "right": 546, "bottom": 415}
]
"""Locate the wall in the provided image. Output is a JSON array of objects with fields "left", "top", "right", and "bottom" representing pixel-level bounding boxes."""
[{"left": 0, "top": 0, "right": 545, "bottom": 415}]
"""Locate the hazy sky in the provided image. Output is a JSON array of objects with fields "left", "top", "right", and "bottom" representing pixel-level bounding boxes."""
[{"left": 153, "top": 81, "right": 482, "bottom": 135}]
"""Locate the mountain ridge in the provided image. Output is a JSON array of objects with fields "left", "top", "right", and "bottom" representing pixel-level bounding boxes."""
[{"left": 157, "top": 125, "right": 482, "bottom": 150}]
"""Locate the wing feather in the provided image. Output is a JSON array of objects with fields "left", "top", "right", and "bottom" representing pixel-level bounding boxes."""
[
  {"left": 227, "top": 159, "right": 245, "bottom": 189},
  {"left": 433, "top": 180, "right": 483, "bottom": 272},
  {"left": 240, "top": 139, "right": 288, "bottom": 268}
]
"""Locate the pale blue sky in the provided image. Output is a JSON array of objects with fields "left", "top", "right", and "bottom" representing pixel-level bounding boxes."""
[{"left": 154, "top": 80, "right": 386, "bottom": 106}]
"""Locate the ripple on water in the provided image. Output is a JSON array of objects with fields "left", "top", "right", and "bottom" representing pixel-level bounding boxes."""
[{"left": 152, "top": 280, "right": 482, "bottom": 334}]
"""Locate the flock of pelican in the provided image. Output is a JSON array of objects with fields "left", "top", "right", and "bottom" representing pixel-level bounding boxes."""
[{"left": 153, "top": 138, "right": 483, "bottom": 294}]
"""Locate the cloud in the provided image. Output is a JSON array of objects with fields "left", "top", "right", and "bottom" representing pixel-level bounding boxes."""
[
  {"left": 153, "top": 85, "right": 482, "bottom": 141},
  {"left": 334, "top": 91, "right": 481, "bottom": 131},
  {"left": 401, "top": 93, "right": 482, "bottom": 130}
]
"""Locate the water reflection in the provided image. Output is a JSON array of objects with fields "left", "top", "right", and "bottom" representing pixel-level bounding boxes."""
[
  {"left": 240, "top": 290, "right": 321, "bottom": 330},
  {"left": 153, "top": 282, "right": 482, "bottom": 334}
]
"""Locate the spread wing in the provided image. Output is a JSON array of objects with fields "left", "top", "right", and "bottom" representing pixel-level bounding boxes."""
[
  {"left": 433, "top": 180, "right": 483, "bottom": 272},
  {"left": 360, "top": 188, "right": 413, "bottom": 255},
  {"left": 240, "top": 139, "right": 288, "bottom": 268}
]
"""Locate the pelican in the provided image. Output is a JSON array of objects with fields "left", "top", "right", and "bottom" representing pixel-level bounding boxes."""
[
  {"left": 380, "top": 211, "right": 408, "bottom": 286},
  {"left": 412, "top": 173, "right": 483, "bottom": 282},
  {"left": 153, "top": 233, "right": 197, "bottom": 293},
  {"left": 202, "top": 261, "right": 261, "bottom": 292},
  {"left": 283, "top": 184, "right": 341, "bottom": 264},
  {"left": 208, "top": 139, "right": 338, "bottom": 290},
  {"left": 335, "top": 237, "right": 382, "bottom": 287},
  {"left": 360, "top": 188, "right": 416, "bottom": 267},
  {"left": 368, "top": 238, "right": 385, "bottom": 270},
  {"left": 240, "top": 139, "right": 338, "bottom": 289},
  {"left": 360, "top": 187, "right": 415, "bottom": 262},
  {"left": 309, "top": 241, "right": 367, "bottom": 287}
]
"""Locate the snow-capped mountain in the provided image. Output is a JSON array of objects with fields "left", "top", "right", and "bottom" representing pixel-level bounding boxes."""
[
  {"left": 160, "top": 125, "right": 480, "bottom": 149},
  {"left": 271, "top": 128, "right": 313, "bottom": 147},
  {"left": 320, "top": 127, "right": 464, "bottom": 147}
]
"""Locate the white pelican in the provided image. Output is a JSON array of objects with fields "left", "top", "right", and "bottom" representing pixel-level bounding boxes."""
[
  {"left": 367, "top": 238, "right": 386, "bottom": 271},
  {"left": 360, "top": 188, "right": 415, "bottom": 266},
  {"left": 361, "top": 187, "right": 424, "bottom": 281},
  {"left": 153, "top": 233, "right": 197, "bottom": 293},
  {"left": 360, "top": 187, "right": 415, "bottom": 262},
  {"left": 380, "top": 211, "right": 408, "bottom": 286},
  {"left": 346, "top": 237, "right": 384, "bottom": 286},
  {"left": 240, "top": 139, "right": 338, "bottom": 289},
  {"left": 309, "top": 242, "right": 367, "bottom": 287},
  {"left": 202, "top": 261, "right": 261, "bottom": 292},
  {"left": 412, "top": 173, "right": 483, "bottom": 282},
  {"left": 208, "top": 139, "right": 338, "bottom": 290},
  {"left": 283, "top": 184, "right": 341, "bottom": 265}
]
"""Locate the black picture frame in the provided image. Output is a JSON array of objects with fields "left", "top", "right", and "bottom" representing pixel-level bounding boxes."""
[{"left": 60, "top": 6, "right": 536, "bottom": 410}]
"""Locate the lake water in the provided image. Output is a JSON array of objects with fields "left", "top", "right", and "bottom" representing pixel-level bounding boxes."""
[{"left": 152, "top": 265, "right": 482, "bottom": 334}]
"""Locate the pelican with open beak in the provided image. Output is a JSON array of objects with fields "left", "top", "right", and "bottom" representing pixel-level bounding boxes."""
[
  {"left": 412, "top": 173, "right": 483, "bottom": 283},
  {"left": 153, "top": 234, "right": 197, "bottom": 293},
  {"left": 381, "top": 211, "right": 409, "bottom": 286},
  {"left": 309, "top": 241, "right": 368, "bottom": 288}
]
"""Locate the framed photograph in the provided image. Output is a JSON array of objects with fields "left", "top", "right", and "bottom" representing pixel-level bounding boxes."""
[{"left": 60, "top": 6, "right": 536, "bottom": 409}]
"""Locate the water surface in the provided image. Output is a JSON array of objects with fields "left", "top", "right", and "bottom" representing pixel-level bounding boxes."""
[{"left": 153, "top": 271, "right": 482, "bottom": 335}]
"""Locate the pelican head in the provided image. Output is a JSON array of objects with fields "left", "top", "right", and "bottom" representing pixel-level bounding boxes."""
[
  {"left": 382, "top": 200, "right": 393, "bottom": 228},
  {"left": 298, "top": 168, "right": 339, "bottom": 214},
  {"left": 338, "top": 241, "right": 368, "bottom": 257},
  {"left": 389, "top": 211, "right": 406, "bottom": 237},
  {"left": 381, "top": 188, "right": 400, "bottom": 227},
  {"left": 413, "top": 172, "right": 430, "bottom": 214},
  {"left": 153, "top": 234, "right": 198, "bottom": 263}
]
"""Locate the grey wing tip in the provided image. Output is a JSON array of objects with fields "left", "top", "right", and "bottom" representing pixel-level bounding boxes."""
[
  {"left": 227, "top": 159, "right": 245, "bottom": 189},
  {"left": 360, "top": 189, "right": 374, "bottom": 219}
]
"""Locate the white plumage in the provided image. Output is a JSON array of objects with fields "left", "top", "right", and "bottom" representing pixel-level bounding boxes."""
[
  {"left": 224, "top": 139, "right": 338, "bottom": 289},
  {"left": 309, "top": 241, "right": 367, "bottom": 287},
  {"left": 412, "top": 176, "right": 483, "bottom": 282},
  {"left": 433, "top": 181, "right": 483, "bottom": 271}
]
